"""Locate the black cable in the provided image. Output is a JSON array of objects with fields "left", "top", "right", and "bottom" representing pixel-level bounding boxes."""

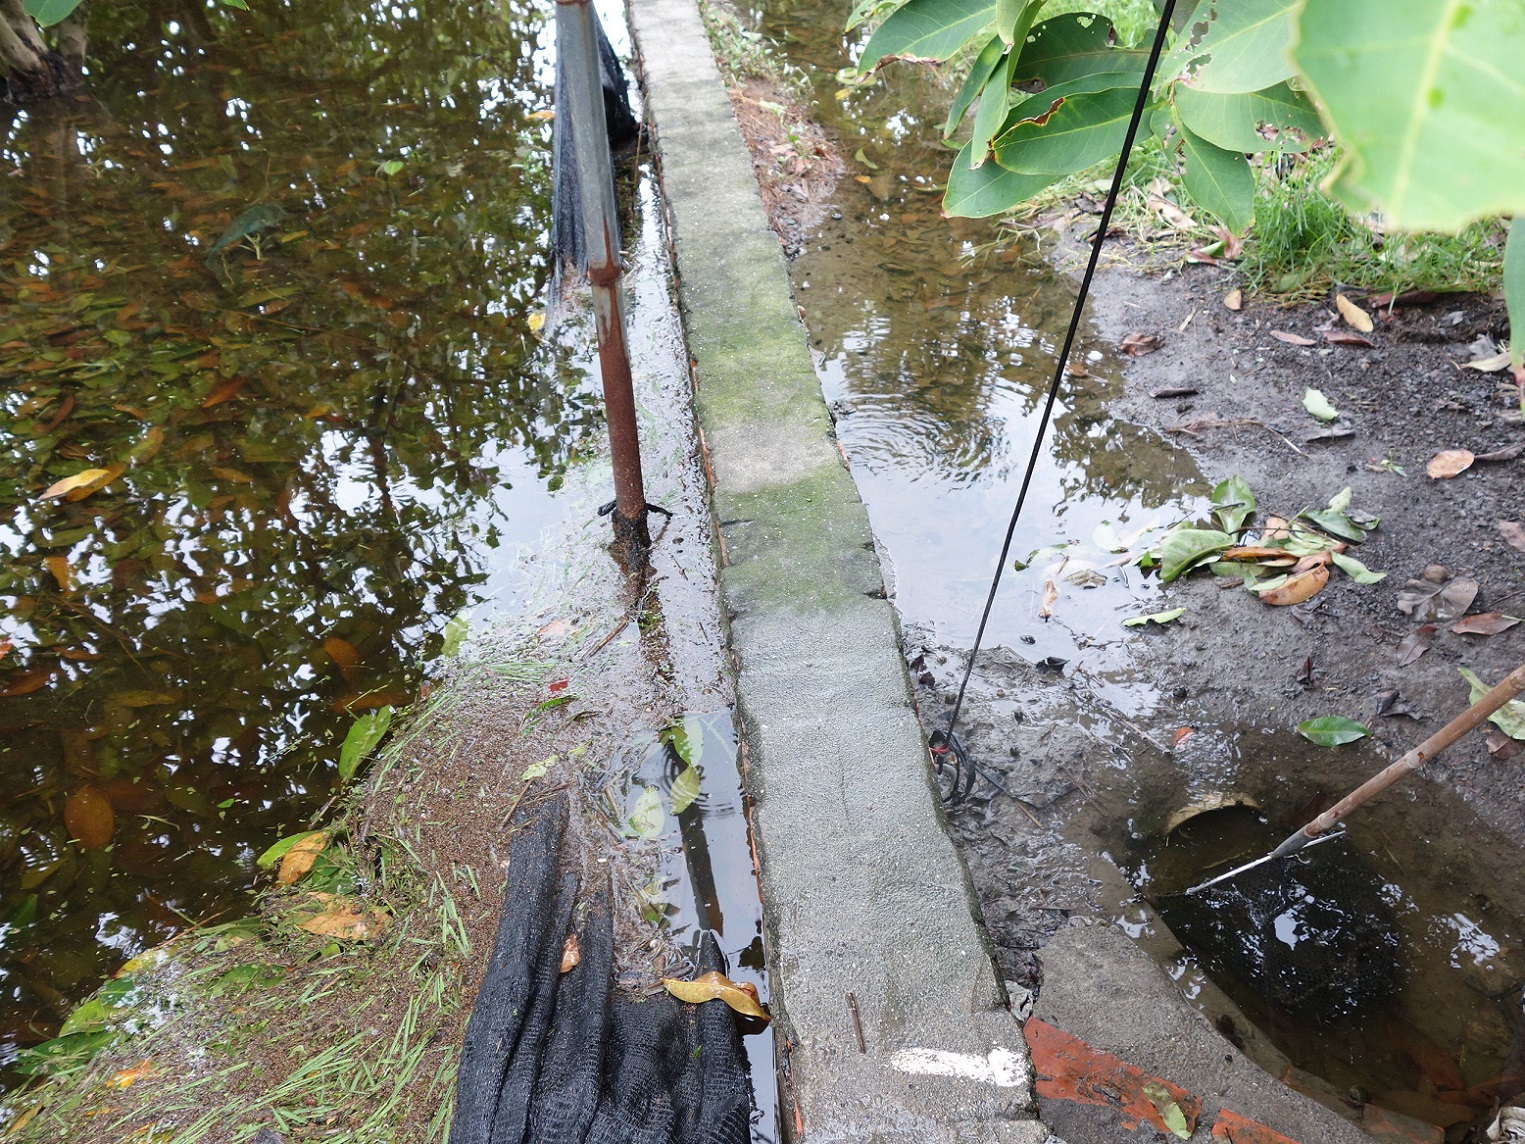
[{"left": 939, "top": 0, "right": 1178, "bottom": 801}]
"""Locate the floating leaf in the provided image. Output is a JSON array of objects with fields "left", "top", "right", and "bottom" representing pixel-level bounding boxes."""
[
  {"left": 669, "top": 765, "right": 702, "bottom": 815},
  {"left": 660, "top": 971, "right": 770, "bottom": 1021},
  {"left": 1330, "top": 552, "right": 1385, "bottom": 584},
  {"left": 256, "top": 830, "right": 326, "bottom": 870},
  {"left": 338, "top": 706, "right": 393, "bottom": 782},
  {"left": 1452, "top": 613, "right": 1521, "bottom": 637},
  {"left": 40, "top": 468, "right": 111, "bottom": 500},
  {"left": 1458, "top": 668, "right": 1525, "bottom": 741},
  {"left": 1425, "top": 449, "right": 1474, "bottom": 479},
  {"left": 1297, "top": 716, "right": 1370, "bottom": 747},
  {"left": 1210, "top": 474, "right": 1256, "bottom": 533},
  {"left": 1256, "top": 563, "right": 1329, "bottom": 606},
  {"left": 1157, "top": 528, "right": 1234, "bottom": 583},
  {"left": 1123, "top": 608, "right": 1185, "bottom": 628},
  {"left": 277, "top": 832, "right": 328, "bottom": 885},
  {"left": 1302, "top": 388, "right": 1339, "bottom": 421},
  {"left": 628, "top": 786, "right": 665, "bottom": 839}
]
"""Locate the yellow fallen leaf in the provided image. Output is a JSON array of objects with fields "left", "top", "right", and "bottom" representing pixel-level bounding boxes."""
[
  {"left": 292, "top": 892, "right": 389, "bottom": 941},
  {"left": 660, "top": 971, "right": 770, "bottom": 1021},
  {"left": 107, "top": 1060, "right": 156, "bottom": 1089},
  {"left": 528, "top": 108, "right": 555, "bottom": 120},
  {"left": 44, "top": 555, "right": 75, "bottom": 593},
  {"left": 1334, "top": 293, "right": 1373, "bottom": 333},
  {"left": 277, "top": 831, "right": 328, "bottom": 885},
  {"left": 41, "top": 467, "right": 111, "bottom": 500},
  {"left": 1257, "top": 564, "right": 1329, "bottom": 606},
  {"left": 1223, "top": 288, "right": 1242, "bottom": 311},
  {"left": 1426, "top": 449, "right": 1474, "bottom": 479},
  {"left": 528, "top": 311, "right": 547, "bottom": 334}
]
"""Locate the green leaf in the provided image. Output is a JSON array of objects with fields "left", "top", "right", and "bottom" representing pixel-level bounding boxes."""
[
  {"left": 338, "top": 706, "right": 393, "bottom": 782},
  {"left": 441, "top": 613, "right": 470, "bottom": 657},
  {"left": 1123, "top": 607, "right": 1186, "bottom": 628},
  {"left": 628, "top": 786, "right": 666, "bottom": 838},
  {"left": 219, "top": 0, "right": 249, "bottom": 9},
  {"left": 944, "top": 140, "right": 1059, "bottom": 217},
  {"left": 380, "top": 159, "right": 405, "bottom": 176},
  {"left": 256, "top": 830, "right": 324, "bottom": 869},
  {"left": 993, "top": 87, "right": 1136, "bottom": 176},
  {"left": 22, "top": 0, "right": 85, "bottom": 26},
  {"left": 1210, "top": 475, "right": 1257, "bottom": 533},
  {"left": 1014, "top": 13, "right": 1144, "bottom": 87},
  {"left": 1172, "top": 0, "right": 1298, "bottom": 94},
  {"left": 1142, "top": 1081, "right": 1193, "bottom": 1139},
  {"left": 670, "top": 765, "right": 702, "bottom": 814},
  {"left": 1302, "top": 387, "right": 1338, "bottom": 421},
  {"left": 1508, "top": 217, "right": 1525, "bottom": 370},
  {"left": 1458, "top": 668, "right": 1525, "bottom": 740},
  {"left": 1295, "top": 0, "right": 1525, "bottom": 231},
  {"left": 1173, "top": 82, "right": 1323, "bottom": 154},
  {"left": 1330, "top": 551, "right": 1386, "bottom": 584},
  {"left": 858, "top": 0, "right": 997, "bottom": 70},
  {"left": 12, "top": 1031, "right": 116, "bottom": 1076},
  {"left": 522, "top": 755, "right": 555, "bottom": 781},
  {"left": 1177, "top": 121, "right": 1255, "bottom": 234},
  {"left": 945, "top": 35, "right": 1009, "bottom": 136},
  {"left": 968, "top": 48, "right": 1018, "bottom": 168},
  {"left": 1299, "top": 508, "right": 1366, "bottom": 543},
  {"left": 1297, "top": 716, "right": 1370, "bottom": 746},
  {"left": 1157, "top": 527, "right": 1234, "bottom": 583}
]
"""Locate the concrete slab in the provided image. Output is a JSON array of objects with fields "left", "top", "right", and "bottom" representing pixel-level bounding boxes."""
[{"left": 626, "top": 0, "right": 1050, "bottom": 1139}]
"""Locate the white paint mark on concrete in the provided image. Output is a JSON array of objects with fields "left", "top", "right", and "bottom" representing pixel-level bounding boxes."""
[{"left": 887, "top": 1046, "right": 1029, "bottom": 1088}]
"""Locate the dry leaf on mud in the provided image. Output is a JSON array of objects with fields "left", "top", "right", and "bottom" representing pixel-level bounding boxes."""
[
  {"left": 1271, "top": 330, "right": 1316, "bottom": 346},
  {"left": 1451, "top": 613, "right": 1521, "bottom": 636},
  {"left": 1501, "top": 521, "right": 1525, "bottom": 553},
  {"left": 1463, "top": 351, "right": 1511, "bottom": 372},
  {"left": 277, "top": 831, "right": 328, "bottom": 885},
  {"left": 1039, "top": 580, "right": 1059, "bottom": 619},
  {"left": 1324, "top": 329, "right": 1375, "bottom": 347},
  {"left": 660, "top": 971, "right": 770, "bottom": 1021},
  {"left": 1256, "top": 564, "right": 1328, "bottom": 606},
  {"left": 560, "top": 934, "right": 581, "bottom": 973},
  {"left": 1119, "top": 333, "right": 1163, "bottom": 357},
  {"left": 1476, "top": 442, "right": 1525, "bottom": 462},
  {"left": 1487, "top": 730, "right": 1522, "bottom": 760},
  {"left": 1395, "top": 625, "right": 1437, "bottom": 666},
  {"left": 1335, "top": 293, "right": 1374, "bottom": 333},
  {"left": 1426, "top": 449, "right": 1474, "bottom": 478},
  {"left": 1223, "top": 288, "right": 1243, "bottom": 311},
  {"left": 292, "top": 893, "right": 389, "bottom": 941}
]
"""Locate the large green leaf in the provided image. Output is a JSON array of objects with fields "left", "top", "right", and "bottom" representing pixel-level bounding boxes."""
[
  {"left": 1294, "top": 0, "right": 1525, "bottom": 231},
  {"left": 945, "top": 139, "right": 1058, "bottom": 216},
  {"left": 1173, "top": 82, "right": 1323, "bottom": 153},
  {"left": 1156, "top": 527, "right": 1234, "bottom": 582},
  {"left": 1507, "top": 217, "right": 1525, "bottom": 370},
  {"left": 1013, "top": 13, "right": 1144, "bottom": 86},
  {"left": 945, "top": 35, "right": 1008, "bottom": 136},
  {"left": 1296, "top": 716, "right": 1370, "bottom": 747},
  {"left": 993, "top": 86, "right": 1136, "bottom": 176},
  {"left": 23, "top": 0, "right": 85, "bottom": 25},
  {"left": 858, "top": 0, "right": 997, "bottom": 70},
  {"left": 1169, "top": 0, "right": 1298, "bottom": 93},
  {"left": 968, "top": 48, "right": 1019, "bottom": 167},
  {"left": 1177, "top": 121, "right": 1255, "bottom": 234}
]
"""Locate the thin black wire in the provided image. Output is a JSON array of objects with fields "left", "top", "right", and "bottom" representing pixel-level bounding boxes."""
[{"left": 939, "top": 0, "right": 1178, "bottom": 789}]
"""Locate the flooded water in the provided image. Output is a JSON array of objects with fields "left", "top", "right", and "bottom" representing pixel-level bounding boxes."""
[
  {"left": 0, "top": 0, "right": 592, "bottom": 1084},
  {"left": 754, "top": 0, "right": 1205, "bottom": 677}
]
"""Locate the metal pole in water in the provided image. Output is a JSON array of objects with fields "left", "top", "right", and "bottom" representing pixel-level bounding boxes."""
[{"left": 554, "top": 0, "right": 650, "bottom": 558}]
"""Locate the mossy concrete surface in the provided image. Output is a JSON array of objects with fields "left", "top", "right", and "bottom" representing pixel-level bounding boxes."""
[{"left": 627, "top": 1, "right": 1048, "bottom": 1139}]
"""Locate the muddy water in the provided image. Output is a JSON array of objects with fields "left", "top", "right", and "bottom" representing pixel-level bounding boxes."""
[{"left": 0, "top": 0, "right": 588, "bottom": 1084}]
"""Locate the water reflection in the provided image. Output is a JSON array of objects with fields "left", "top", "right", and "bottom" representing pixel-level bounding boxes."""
[
  {"left": 0, "top": 0, "right": 593, "bottom": 1078},
  {"left": 756, "top": 0, "right": 1205, "bottom": 654}
]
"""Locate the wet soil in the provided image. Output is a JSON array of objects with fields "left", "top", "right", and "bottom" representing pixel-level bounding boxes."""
[{"left": 726, "top": 77, "right": 843, "bottom": 259}]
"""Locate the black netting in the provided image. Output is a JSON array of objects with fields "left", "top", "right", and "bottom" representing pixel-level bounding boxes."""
[
  {"left": 1154, "top": 836, "right": 1400, "bottom": 1020},
  {"left": 450, "top": 796, "right": 755, "bottom": 1144}
]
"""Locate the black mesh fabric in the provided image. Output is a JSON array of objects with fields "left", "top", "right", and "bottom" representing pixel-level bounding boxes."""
[
  {"left": 1154, "top": 836, "right": 1400, "bottom": 1020},
  {"left": 450, "top": 795, "right": 755, "bottom": 1144}
]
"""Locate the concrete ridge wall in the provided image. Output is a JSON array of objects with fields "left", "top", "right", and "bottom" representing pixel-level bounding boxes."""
[{"left": 625, "top": 1, "right": 1048, "bottom": 1139}]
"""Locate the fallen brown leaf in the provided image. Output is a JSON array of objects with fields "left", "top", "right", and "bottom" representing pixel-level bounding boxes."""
[
  {"left": 1323, "top": 329, "right": 1375, "bottom": 347},
  {"left": 1149, "top": 386, "right": 1198, "bottom": 398},
  {"left": 1486, "top": 730, "right": 1522, "bottom": 760},
  {"left": 1172, "top": 726, "right": 1195, "bottom": 748},
  {"left": 1335, "top": 293, "right": 1374, "bottom": 333},
  {"left": 1271, "top": 330, "right": 1316, "bottom": 346},
  {"left": 660, "top": 971, "right": 770, "bottom": 1021},
  {"left": 1221, "top": 546, "right": 1293, "bottom": 562},
  {"left": 1119, "top": 332, "right": 1163, "bottom": 357},
  {"left": 560, "top": 933, "right": 581, "bottom": 973},
  {"left": 1395, "top": 625, "right": 1437, "bottom": 666},
  {"left": 1475, "top": 442, "right": 1524, "bottom": 462},
  {"left": 1426, "top": 449, "right": 1474, "bottom": 479},
  {"left": 277, "top": 831, "right": 328, "bottom": 885},
  {"left": 1462, "top": 351, "right": 1511, "bottom": 372},
  {"left": 1292, "top": 550, "right": 1334, "bottom": 574},
  {"left": 1257, "top": 564, "right": 1329, "bottom": 606},
  {"left": 1500, "top": 521, "right": 1525, "bottom": 553},
  {"left": 1450, "top": 613, "right": 1521, "bottom": 636},
  {"left": 293, "top": 893, "right": 389, "bottom": 941},
  {"left": 64, "top": 785, "right": 115, "bottom": 850},
  {"left": 1223, "top": 288, "right": 1243, "bottom": 311},
  {"left": 1039, "top": 579, "right": 1059, "bottom": 619}
]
